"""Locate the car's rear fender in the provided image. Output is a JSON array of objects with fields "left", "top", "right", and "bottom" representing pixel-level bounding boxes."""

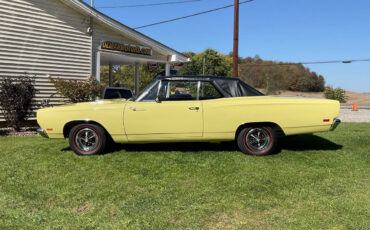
[{"left": 235, "top": 122, "right": 286, "bottom": 141}]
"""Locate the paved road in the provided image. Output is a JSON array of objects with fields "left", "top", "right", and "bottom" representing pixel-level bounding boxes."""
[{"left": 339, "top": 107, "right": 370, "bottom": 123}]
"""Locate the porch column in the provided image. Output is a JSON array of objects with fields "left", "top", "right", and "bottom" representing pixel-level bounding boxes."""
[
  {"left": 165, "top": 62, "right": 171, "bottom": 76},
  {"left": 108, "top": 63, "right": 113, "bottom": 87},
  {"left": 134, "top": 63, "right": 140, "bottom": 95},
  {"left": 95, "top": 51, "right": 101, "bottom": 82}
]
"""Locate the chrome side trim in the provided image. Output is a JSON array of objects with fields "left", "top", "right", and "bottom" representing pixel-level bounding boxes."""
[
  {"left": 37, "top": 128, "right": 49, "bottom": 138},
  {"left": 330, "top": 119, "right": 341, "bottom": 131}
]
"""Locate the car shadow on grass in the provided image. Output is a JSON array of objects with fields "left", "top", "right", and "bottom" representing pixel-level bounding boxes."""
[
  {"left": 104, "top": 141, "right": 239, "bottom": 154},
  {"left": 61, "top": 134, "right": 342, "bottom": 155},
  {"left": 279, "top": 134, "right": 342, "bottom": 151}
]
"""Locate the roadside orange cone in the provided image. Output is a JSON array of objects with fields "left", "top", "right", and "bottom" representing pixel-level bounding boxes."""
[{"left": 352, "top": 101, "right": 358, "bottom": 111}]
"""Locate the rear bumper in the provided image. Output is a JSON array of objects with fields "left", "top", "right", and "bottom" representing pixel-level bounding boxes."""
[
  {"left": 37, "top": 128, "right": 49, "bottom": 138},
  {"left": 330, "top": 119, "right": 341, "bottom": 131}
]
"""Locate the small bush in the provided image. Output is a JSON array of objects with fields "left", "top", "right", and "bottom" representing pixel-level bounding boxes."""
[
  {"left": 0, "top": 75, "right": 37, "bottom": 131},
  {"left": 50, "top": 77, "right": 103, "bottom": 103},
  {"left": 324, "top": 86, "right": 347, "bottom": 103}
]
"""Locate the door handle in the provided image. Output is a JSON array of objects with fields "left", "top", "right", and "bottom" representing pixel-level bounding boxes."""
[
  {"left": 129, "top": 107, "right": 146, "bottom": 112},
  {"left": 188, "top": 107, "right": 200, "bottom": 111}
]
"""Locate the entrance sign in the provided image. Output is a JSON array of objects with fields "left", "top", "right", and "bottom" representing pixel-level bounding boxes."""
[
  {"left": 101, "top": 41, "right": 152, "bottom": 56},
  {"left": 173, "top": 63, "right": 185, "bottom": 71}
]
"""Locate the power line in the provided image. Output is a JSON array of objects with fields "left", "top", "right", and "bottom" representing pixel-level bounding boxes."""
[
  {"left": 97, "top": 0, "right": 201, "bottom": 9},
  {"left": 134, "top": 0, "right": 255, "bottom": 29},
  {"left": 241, "top": 59, "right": 370, "bottom": 66}
]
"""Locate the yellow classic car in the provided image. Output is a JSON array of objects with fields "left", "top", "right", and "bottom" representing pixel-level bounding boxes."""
[{"left": 37, "top": 76, "right": 341, "bottom": 156}]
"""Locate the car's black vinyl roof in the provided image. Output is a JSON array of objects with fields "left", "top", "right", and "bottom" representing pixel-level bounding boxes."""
[
  {"left": 156, "top": 75, "right": 264, "bottom": 97},
  {"left": 157, "top": 75, "right": 241, "bottom": 81}
]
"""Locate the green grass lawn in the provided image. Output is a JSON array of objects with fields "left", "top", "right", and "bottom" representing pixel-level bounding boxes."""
[{"left": 0, "top": 123, "right": 369, "bottom": 229}]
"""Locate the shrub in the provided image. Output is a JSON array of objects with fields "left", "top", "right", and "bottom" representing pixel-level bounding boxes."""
[
  {"left": 0, "top": 75, "right": 37, "bottom": 131},
  {"left": 324, "top": 86, "right": 347, "bottom": 103},
  {"left": 50, "top": 77, "right": 103, "bottom": 103}
]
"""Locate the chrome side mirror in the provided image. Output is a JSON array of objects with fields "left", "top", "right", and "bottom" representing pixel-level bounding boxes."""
[{"left": 155, "top": 96, "right": 162, "bottom": 103}]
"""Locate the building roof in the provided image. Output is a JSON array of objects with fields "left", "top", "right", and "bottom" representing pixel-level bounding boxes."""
[{"left": 60, "top": 0, "right": 190, "bottom": 63}]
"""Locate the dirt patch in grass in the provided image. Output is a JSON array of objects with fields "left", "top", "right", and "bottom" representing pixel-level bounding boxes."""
[
  {"left": 204, "top": 208, "right": 295, "bottom": 230},
  {"left": 75, "top": 202, "right": 93, "bottom": 215}
]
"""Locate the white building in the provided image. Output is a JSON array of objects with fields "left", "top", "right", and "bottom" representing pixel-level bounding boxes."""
[{"left": 0, "top": 0, "right": 189, "bottom": 120}]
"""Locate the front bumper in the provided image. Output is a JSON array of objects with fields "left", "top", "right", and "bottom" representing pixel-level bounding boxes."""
[
  {"left": 37, "top": 128, "right": 49, "bottom": 138},
  {"left": 330, "top": 119, "right": 341, "bottom": 131}
]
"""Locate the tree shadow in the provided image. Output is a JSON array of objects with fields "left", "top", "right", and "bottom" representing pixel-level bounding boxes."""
[
  {"left": 0, "top": 129, "right": 10, "bottom": 136},
  {"left": 280, "top": 134, "right": 342, "bottom": 151},
  {"left": 60, "top": 135, "right": 342, "bottom": 155}
]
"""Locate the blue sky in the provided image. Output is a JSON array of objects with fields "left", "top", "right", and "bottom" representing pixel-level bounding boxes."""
[{"left": 85, "top": 0, "right": 370, "bottom": 92}]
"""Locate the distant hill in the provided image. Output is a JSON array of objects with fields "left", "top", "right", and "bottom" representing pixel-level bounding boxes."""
[
  {"left": 180, "top": 50, "right": 326, "bottom": 94},
  {"left": 239, "top": 55, "right": 325, "bottom": 94}
]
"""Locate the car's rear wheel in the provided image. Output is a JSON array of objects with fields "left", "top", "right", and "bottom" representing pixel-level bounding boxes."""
[
  {"left": 237, "top": 126, "right": 277, "bottom": 156},
  {"left": 69, "top": 124, "right": 106, "bottom": 156}
]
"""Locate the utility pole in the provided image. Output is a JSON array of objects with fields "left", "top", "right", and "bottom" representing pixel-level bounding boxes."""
[
  {"left": 91, "top": 0, "right": 94, "bottom": 7},
  {"left": 232, "top": 0, "right": 239, "bottom": 78},
  {"left": 202, "top": 57, "right": 206, "bottom": 75}
]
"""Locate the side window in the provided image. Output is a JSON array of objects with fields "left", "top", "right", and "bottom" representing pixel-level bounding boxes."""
[
  {"left": 199, "top": 82, "right": 222, "bottom": 100},
  {"left": 142, "top": 82, "right": 159, "bottom": 101},
  {"left": 160, "top": 81, "right": 198, "bottom": 101}
]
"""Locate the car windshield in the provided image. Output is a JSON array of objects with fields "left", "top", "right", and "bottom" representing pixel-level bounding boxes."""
[{"left": 133, "top": 80, "right": 159, "bottom": 101}]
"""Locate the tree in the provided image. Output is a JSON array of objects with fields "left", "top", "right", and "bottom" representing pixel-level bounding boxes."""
[{"left": 180, "top": 49, "right": 233, "bottom": 76}]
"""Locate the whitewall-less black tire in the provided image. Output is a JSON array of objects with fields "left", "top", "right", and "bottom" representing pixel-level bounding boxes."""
[
  {"left": 237, "top": 126, "right": 277, "bottom": 156},
  {"left": 68, "top": 124, "right": 106, "bottom": 156}
]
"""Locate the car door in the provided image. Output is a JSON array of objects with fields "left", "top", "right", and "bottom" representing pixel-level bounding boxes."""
[{"left": 124, "top": 80, "right": 203, "bottom": 141}]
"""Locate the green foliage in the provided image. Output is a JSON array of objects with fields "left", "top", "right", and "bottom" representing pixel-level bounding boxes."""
[
  {"left": 0, "top": 123, "right": 369, "bottom": 229},
  {"left": 179, "top": 49, "right": 233, "bottom": 76},
  {"left": 100, "top": 64, "right": 164, "bottom": 92},
  {"left": 324, "top": 86, "right": 348, "bottom": 103},
  {"left": 50, "top": 77, "right": 103, "bottom": 103},
  {"left": 0, "top": 75, "right": 36, "bottom": 131}
]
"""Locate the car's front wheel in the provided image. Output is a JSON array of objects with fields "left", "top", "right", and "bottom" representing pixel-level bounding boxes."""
[
  {"left": 237, "top": 126, "right": 277, "bottom": 156},
  {"left": 69, "top": 124, "right": 106, "bottom": 156}
]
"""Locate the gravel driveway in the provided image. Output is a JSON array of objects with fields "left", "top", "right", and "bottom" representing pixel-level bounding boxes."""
[{"left": 339, "top": 106, "right": 370, "bottom": 122}]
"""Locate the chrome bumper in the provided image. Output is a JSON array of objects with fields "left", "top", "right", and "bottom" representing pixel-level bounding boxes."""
[
  {"left": 37, "top": 128, "right": 49, "bottom": 138},
  {"left": 330, "top": 119, "right": 341, "bottom": 131}
]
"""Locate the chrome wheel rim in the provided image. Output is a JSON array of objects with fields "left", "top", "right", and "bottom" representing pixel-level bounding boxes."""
[
  {"left": 75, "top": 128, "right": 99, "bottom": 153},
  {"left": 245, "top": 128, "right": 271, "bottom": 153}
]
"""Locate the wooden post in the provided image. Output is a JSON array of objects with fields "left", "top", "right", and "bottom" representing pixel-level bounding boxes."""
[
  {"left": 135, "top": 63, "right": 140, "bottom": 95},
  {"left": 233, "top": 0, "right": 239, "bottom": 78},
  {"left": 108, "top": 63, "right": 113, "bottom": 87}
]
